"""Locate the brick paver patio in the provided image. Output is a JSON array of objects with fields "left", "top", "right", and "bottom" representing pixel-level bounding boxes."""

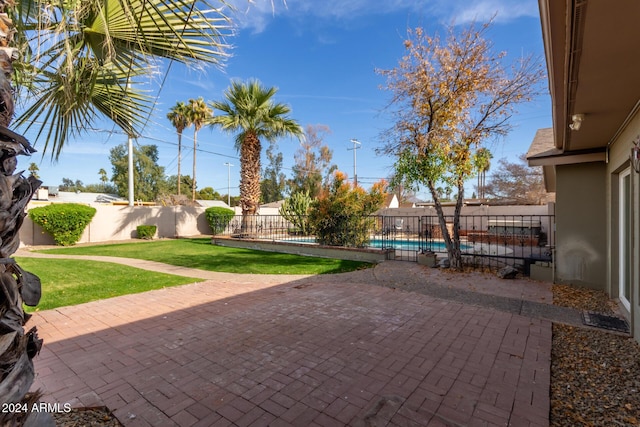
[{"left": 29, "top": 262, "right": 551, "bottom": 426}]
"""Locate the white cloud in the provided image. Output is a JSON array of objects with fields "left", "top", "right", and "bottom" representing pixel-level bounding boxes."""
[
  {"left": 443, "top": 0, "right": 539, "bottom": 24},
  {"left": 223, "top": 0, "right": 538, "bottom": 33}
]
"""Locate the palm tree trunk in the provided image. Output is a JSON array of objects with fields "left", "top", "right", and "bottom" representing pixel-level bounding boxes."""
[
  {"left": 192, "top": 131, "right": 197, "bottom": 201},
  {"left": 240, "top": 133, "right": 262, "bottom": 217},
  {"left": 177, "top": 133, "right": 182, "bottom": 195},
  {"left": 0, "top": 10, "right": 51, "bottom": 426}
]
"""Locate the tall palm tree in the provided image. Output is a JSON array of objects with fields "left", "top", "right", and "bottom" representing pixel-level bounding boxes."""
[
  {"left": 187, "top": 97, "right": 212, "bottom": 201},
  {"left": 167, "top": 101, "right": 192, "bottom": 196},
  {"left": 9, "top": 0, "right": 232, "bottom": 158},
  {"left": 473, "top": 148, "right": 493, "bottom": 199},
  {"left": 210, "top": 79, "right": 304, "bottom": 216}
]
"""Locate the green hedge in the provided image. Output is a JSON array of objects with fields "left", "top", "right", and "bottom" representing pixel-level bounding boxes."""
[
  {"left": 28, "top": 203, "right": 97, "bottom": 246},
  {"left": 136, "top": 225, "right": 157, "bottom": 240},
  {"left": 205, "top": 207, "right": 235, "bottom": 235}
]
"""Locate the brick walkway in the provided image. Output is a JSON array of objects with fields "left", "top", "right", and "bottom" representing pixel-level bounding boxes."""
[{"left": 28, "top": 261, "right": 552, "bottom": 426}]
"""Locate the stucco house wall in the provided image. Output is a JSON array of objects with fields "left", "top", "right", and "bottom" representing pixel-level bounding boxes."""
[
  {"left": 554, "top": 162, "right": 607, "bottom": 289},
  {"left": 605, "top": 116, "right": 640, "bottom": 339}
]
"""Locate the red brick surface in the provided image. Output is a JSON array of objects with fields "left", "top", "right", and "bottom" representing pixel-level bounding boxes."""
[{"left": 29, "top": 263, "right": 551, "bottom": 426}]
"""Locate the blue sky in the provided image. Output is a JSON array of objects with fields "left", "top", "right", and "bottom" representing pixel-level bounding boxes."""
[{"left": 20, "top": 0, "right": 551, "bottom": 199}]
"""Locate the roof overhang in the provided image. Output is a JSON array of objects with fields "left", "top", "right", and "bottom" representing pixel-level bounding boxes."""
[
  {"left": 538, "top": 0, "right": 640, "bottom": 153},
  {"left": 528, "top": 149, "right": 605, "bottom": 167},
  {"left": 527, "top": 127, "right": 606, "bottom": 192}
]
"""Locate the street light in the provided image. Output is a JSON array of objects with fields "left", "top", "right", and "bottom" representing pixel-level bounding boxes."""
[
  {"left": 224, "top": 162, "right": 233, "bottom": 206},
  {"left": 348, "top": 138, "right": 361, "bottom": 186}
]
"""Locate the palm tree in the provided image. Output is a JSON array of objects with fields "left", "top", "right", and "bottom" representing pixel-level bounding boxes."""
[
  {"left": 167, "top": 102, "right": 192, "bottom": 196},
  {"left": 98, "top": 168, "right": 109, "bottom": 191},
  {"left": 210, "top": 79, "right": 304, "bottom": 217},
  {"left": 9, "top": 0, "right": 232, "bottom": 158},
  {"left": 473, "top": 148, "right": 493, "bottom": 199},
  {"left": 187, "top": 97, "right": 213, "bottom": 201}
]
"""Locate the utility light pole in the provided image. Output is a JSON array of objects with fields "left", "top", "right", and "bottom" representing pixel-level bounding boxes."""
[
  {"left": 126, "top": 83, "right": 135, "bottom": 206},
  {"left": 128, "top": 135, "right": 134, "bottom": 206},
  {"left": 224, "top": 162, "right": 233, "bottom": 206},
  {"left": 348, "top": 138, "right": 361, "bottom": 186}
]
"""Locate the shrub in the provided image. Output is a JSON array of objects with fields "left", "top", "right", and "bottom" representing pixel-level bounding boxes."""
[
  {"left": 205, "top": 207, "right": 235, "bottom": 234},
  {"left": 279, "top": 191, "right": 312, "bottom": 235},
  {"left": 309, "top": 171, "right": 386, "bottom": 247},
  {"left": 28, "top": 203, "right": 97, "bottom": 246},
  {"left": 136, "top": 225, "right": 157, "bottom": 239}
]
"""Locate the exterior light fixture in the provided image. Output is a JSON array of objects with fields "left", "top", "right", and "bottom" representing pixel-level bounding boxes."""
[
  {"left": 632, "top": 136, "right": 640, "bottom": 173},
  {"left": 569, "top": 114, "right": 584, "bottom": 131}
]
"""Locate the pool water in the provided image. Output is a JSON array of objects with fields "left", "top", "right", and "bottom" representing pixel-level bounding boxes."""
[
  {"left": 282, "top": 237, "right": 468, "bottom": 251},
  {"left": 368, "top": 238, "right": 445, "bottom": 250},
  {"left": 367, "top": 239, "right": 472, "bottom": 251}
]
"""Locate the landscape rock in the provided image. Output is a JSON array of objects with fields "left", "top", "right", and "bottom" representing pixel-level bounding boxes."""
[
  {"left": 497, "top": 265, "right": 518, "bottom": 279},
  {"left": 438, "top": 258, "right": 450, "bottom": 268}
]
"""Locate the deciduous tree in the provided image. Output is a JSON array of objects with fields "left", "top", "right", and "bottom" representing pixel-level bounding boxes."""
[
  {"left": 484, "top": 154, "right": 549, "bottom": 204},
  {"left": 110, "top": 143, "right": 166, "bottom": 201},
  {"left": 378, "top": 22, "right": 543, "bottom": 268},
  {"left": 260, "top": 144, "right": 286, "bottom": 203},
  {"left": 289, "top": 124, "right": 337, "bottom": 198}
]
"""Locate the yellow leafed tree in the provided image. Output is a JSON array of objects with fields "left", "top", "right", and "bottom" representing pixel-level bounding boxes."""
[{"left": 378, "top": 21, "right": 544, "bottom": 269}]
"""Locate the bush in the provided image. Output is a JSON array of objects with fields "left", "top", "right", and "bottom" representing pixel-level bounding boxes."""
[
  {"left": 279, "top": 191, "right": 312, "bottom": 235},
  {"left": 28, "top": 203, "right": 97, "bottom": 246},
  {"left": 205, "top": 207, "right": 235, "bottom": 234},
  {"left": 136, "top": 225, "right": 157, "bottom": 239},
  {"left": 309, "top": 171, "right": 386, "bottom": 247}
]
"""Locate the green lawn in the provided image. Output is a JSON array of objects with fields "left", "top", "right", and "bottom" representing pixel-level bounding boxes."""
[
  {"left": 16, "top": 257, "right": 202, "bottom": 312},
  {"left": 35, "top": 238, "right": 371, "bottom": 274}
]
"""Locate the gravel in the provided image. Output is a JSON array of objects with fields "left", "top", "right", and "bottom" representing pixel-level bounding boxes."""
[
  {"left": 52, "top": 407, "right": 122, "bottom": 427},
  {"left": 551, "top": 283, "right": 640, "bottom": 427},
  {"left": 49, "top": 282, "right": 640, "bottom": 426}
]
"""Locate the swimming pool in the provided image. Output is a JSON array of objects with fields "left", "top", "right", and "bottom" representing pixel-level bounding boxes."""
[
  {"left": 281, "top": 237, "right": 469, "bottom": 251},
  {"left": 367, "top": 239, "right": 472, "bottom": 251}
]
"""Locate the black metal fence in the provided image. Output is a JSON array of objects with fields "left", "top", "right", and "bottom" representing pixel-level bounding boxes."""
[
  {"left": 211, "top": 214, "right": 555, "bottom": 273},
  {"left": 378, "top": 215, "right": 555, "bottom": 270}
]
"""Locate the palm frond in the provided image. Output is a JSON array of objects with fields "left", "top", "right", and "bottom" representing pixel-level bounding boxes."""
[
  {"left": 9, "top": 0, "right": 233, "bottom": 159},
  {"left": 13, "top": 63, "right": 152, "bottom": 158}
]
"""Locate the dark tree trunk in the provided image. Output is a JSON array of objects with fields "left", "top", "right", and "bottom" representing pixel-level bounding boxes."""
[{"left": 0, "top": 6, "right": 52, "bottom": 425}]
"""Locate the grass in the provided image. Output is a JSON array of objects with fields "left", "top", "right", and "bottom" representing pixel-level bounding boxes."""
[
  {"left": 16, "top": 257, "right": 202, "bottom": 312},
  {"left": 35, "top": 237, "right": 371, "bottom": 274}
]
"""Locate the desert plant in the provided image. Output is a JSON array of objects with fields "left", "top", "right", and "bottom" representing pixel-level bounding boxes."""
[
  {"left": 205, "top": 206, "right": 235, "bottom": 234},
  {"left": 136, "top": 225, "right": 157, "bottom": 239},
  {"left": 28, "top": 204, "right": 97, "bottom": 246},
  {"left": 279, "top": 191, "right": 312, "bottom": 235}
]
